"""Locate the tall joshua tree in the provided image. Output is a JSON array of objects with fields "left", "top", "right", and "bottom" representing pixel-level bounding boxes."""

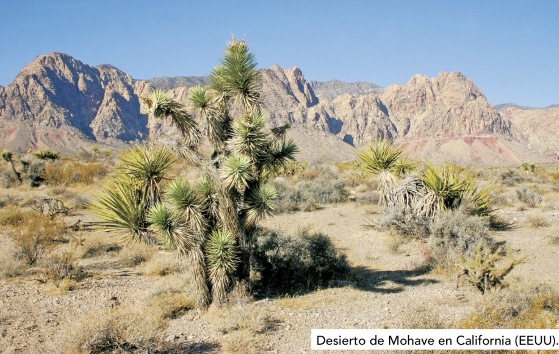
[{"left": 144, "top": 36, "right": 297, "bottom": 308}]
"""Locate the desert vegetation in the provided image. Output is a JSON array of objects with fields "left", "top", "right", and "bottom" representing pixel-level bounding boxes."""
[{"left": 1, "top": 38, "right": 559, "bottom": 353}]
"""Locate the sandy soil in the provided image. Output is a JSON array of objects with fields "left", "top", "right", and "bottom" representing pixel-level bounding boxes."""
[{"left": 1, "top": 202, "right": 559, "bottom": 353}]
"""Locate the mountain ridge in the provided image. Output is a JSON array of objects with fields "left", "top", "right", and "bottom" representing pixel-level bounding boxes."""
[{"left": 0, "top": 52, "right": 556, "bottom": 165}]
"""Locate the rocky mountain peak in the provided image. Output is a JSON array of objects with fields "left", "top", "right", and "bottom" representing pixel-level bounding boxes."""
[
  {"left": 2, "top": 52, "right": 557, "bottom": 165},
  {"left": 261, "top": 64, "right": 318, "bottom": 109}
]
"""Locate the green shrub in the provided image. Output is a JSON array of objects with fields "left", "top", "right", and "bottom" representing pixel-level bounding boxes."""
[{"left": 252, "top": 229, "right": 350, "bottom": 295}]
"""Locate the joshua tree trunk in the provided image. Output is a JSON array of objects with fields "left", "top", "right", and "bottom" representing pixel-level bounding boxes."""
[{"left": 9, "top": 160, "right": 23, "bottom": 183}]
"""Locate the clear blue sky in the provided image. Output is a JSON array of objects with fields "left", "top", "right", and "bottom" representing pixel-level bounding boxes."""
[{"left": 1, "top": 0, "right": 558, "bottom": 107}]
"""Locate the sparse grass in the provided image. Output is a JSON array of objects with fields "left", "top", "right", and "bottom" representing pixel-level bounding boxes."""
[
  {"left": 460, "top": 285, "right": 559, "bottom": 329},
  {"left": 80, "top": 238, "right": 121, "bottom": 258},
  {"left": 44, "top": 161, "right": 109, "bottom": 186},
  {"left": 0, "top": 243, "right": 27, "bottom": 277},
  {"left": 385, "top": 228, "right": 411, "bottom": 254},
  {"left": 151, "top": 288, "right": 194, "bottom": 319},
  {"left": 210, "top": 301, "right": 276, "bottom": 335},
  {"left": 142, "top": 253, "right": 182, "bottom": 276},
  {"left": 402, "top": 305, "right": 449, "bottom": 329},
  {"left": 526, "top": 211, "right": 551, "bottom": 228},
  {"left": 60, "top": 305, "right": 168, "bottom": 354},
  {"left": 219, "top": 329, "right": 268, "bottom": 354},
  {"left": 118, "top": 242, "right": 156, "bottom": 267},
  {"left": 0, "top": 193, "right": 21, "bottom": 208}
]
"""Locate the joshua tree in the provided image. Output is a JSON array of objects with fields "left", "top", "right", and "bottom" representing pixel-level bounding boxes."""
[
  {"left": 144, "top": 36, "right": 297, "bottom": 307},
  {"left": 91, "top": 145, "right": 176, "bottom": 244},
  {"left": 1, "top": 150, "right": 23, "bottom": 183}
]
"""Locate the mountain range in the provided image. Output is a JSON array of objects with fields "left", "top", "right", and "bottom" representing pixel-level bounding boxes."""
[{"left": 1, "top": 52, "right": 557, "bottom": 165}]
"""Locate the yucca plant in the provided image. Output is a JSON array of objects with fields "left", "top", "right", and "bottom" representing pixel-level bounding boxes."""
[
  {"left": 415, "top": 163, "right": 495, "bottom": 219},
  {"left": 144, "top": 36, "right": 297, "bottom": 307},
  {"left": 357, "top": 139, "right": 404, "bottom": 208},
  {"left": 90, "top": 145, "right": 175, "bottom": 244},
  {"left": 1, "top": 150, "right": 22, "bottom": 183},
  {"left": 33, "top": 149, "right": 60, "bottom": 161}
]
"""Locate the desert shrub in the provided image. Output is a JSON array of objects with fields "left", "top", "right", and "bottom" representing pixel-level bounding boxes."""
[
  {"left": 0, "top": 194, "right": 20, "bottom": 208},
  {"left": 142, "top": 254, "right": 182, "bottom": 276},
  {"left": 300, "top": 168, "right": 320, "bottom": 180},
  {"left": 273, "top": 172, "right": 348, "bottom": 213},
  {"left": 2, "top": 170, "right": 18, "bottom": 188},
  {"left": 526, "top": 211, "right": 550, "bottom": 228},
  {"left": 402, "top": 305, "right": 448, "bottom": 329},
  {"left": 25, "top": 159, "right": 45, "bottom": 187},
  {"left": 458, "top": 241, "right": 526, "bottom": 294},
  {"left": 516, "top": 187, "right": 542, "bottom": 207},
  {"left": 299, "top": 177, "right": 347, "bottom": 204},
  {"left": 151, "top": 289, "right": 194, "bottom": 319},
  {"left": 44, "top": 161, "right": 108, "bottom": 186},
  {"left": 353, "top": 190, "right": 380, "bottom": 204},
  {"left": 377, "top": 206, "right": 430, "bottom": 239},
  {"left": 80, "top": 240, "right": 121, "bottom": 258},
  {"left": 252, "top": 229, "right": 350, "bottom": 295},
  {"left": 43, "top": 250, "right": 81, "bottom": 287},
  {"left": 275, "top": 160, "right": 307, "bottom": 177},
  {"left": 118, "top": 242, "right": 156, "bottom": 267},
  {"left": 428, "top": 209, "right": 492, "bottom": 268},
  {"left": 0, "top": 244, "right": 27, "bottom": 277},
  {"left": 460, "top": 285, "right": 559, "bottom": 329},
  {"left": 61, "top": 305, "right": 168, "bottom": 353},
  {"left": 1, "top": 207, "right": 66, "bottom": 264},
  {"left": 499, "top": 169, "right": 525, "bottom": 186}
]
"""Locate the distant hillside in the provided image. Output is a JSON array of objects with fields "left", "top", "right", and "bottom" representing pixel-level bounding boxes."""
[{"left": 148, "top": 76, "right": 210, "bottom": 91}]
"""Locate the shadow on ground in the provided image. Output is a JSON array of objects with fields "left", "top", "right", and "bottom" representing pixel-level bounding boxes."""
[{"left": 350, "top": 264, "right": 438, "bottom": 293}]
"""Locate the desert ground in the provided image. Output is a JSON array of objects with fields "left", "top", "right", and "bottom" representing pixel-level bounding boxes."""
[{"left": 1, "top": 154, "right": 559, "bottom": 354}]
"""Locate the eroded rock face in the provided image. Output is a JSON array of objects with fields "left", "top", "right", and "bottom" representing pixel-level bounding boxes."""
[
  {"left": 379, "top": 72, "right": 511, "bottom": 139},
  {"left": 500, "top": 105, "right": 559, "bottom": 159},
  {"left": 0, "top": 53, "right": 148, "bottom": 151},
  {"left": 260, "top": 66, "right": 511, "bottom": 147},
  {"left": 0, "top": 52, "right": 555, "bottom": 164}
]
